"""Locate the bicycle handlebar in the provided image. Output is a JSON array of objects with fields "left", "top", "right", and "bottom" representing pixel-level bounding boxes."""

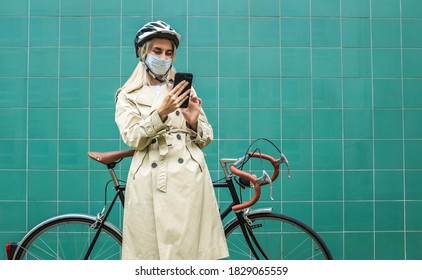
[{"left": 229, "top": 152, "right": 290, "bottom": 212}]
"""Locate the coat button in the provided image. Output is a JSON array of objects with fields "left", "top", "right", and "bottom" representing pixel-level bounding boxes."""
[
  {"left": 151, "top": 163, "right": 157, "bottom": 168},
  {"left": 151, "top": 138, "right": 156, "bottom": 144},
  {"left": 178, "top": 158, "right": 184, "bottom": 164},
  {"left": 176, "top": 110, "right": 180, "bottom": 116},
  {"left": 177, "top": 134, "right": 181, "bottom": 140}
]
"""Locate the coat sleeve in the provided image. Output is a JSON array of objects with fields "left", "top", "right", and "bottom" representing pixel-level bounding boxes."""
[
  {"left": 187, "top": 109, "right": 214, "bottom": 149},
  {"left": 115, "top": 90, "right": 167, "bottom": 150}
]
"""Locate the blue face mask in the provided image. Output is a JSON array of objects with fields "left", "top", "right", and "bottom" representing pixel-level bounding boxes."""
[{"left": 144, "top": 54, "right": 172, "bottom": 76}]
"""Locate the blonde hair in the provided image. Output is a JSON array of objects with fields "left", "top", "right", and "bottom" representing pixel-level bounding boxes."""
[{"left": 115, "top": 38, "right": 177, "bottom": 99}]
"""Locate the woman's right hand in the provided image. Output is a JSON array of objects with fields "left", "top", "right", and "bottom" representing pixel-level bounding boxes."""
[{"left": 157, "top": 80, "right": 190, "bottom": 122}]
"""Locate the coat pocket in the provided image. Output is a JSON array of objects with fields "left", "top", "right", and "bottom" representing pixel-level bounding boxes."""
[
  {"left": 185, "top": 144, "right": 205, "bottom": 172},
  {"left": 131, "top": 150, "right": 148, "bottom": 180}
]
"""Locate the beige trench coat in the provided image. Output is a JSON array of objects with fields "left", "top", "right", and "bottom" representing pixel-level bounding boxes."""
[{"left": 115, "top": 84, "right": 229, "bottom": 260}]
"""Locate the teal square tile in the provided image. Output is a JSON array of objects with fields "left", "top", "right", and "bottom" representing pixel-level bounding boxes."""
[
  {"left": 402, "top": 19, "right": 422, "bottom": 48},
  {"left": 60, "top": 47, "right": 89, "bottom": 77},
  {"left": 0, "top": 78, "right": 27, "bottom": 107},
  {"left": 251, "top": 78, "right": 281, "bottom": 108},
  {"left": 60, "top": 0, "right": 90, "bottom": 16},
  {"left": 59, "top": 140, "right": 89, "bottom": 170},
  {"left": 314, "top": 202, "right": 343, "bottom": 231},
  {"left": 282, "top": 202, "right": 313, "bottom": 227},
  {"left": 374, "top": 79, "right": 403, "bottom": 108},
  {"left": 28, "top": 171, "right": 57, "bottom": 201},
  {"left": 59, "top": 78, "right": 89, "bottom": 108},
  {"left": 59, "top": 171, "right": 89, "bottom": 201},
  {"left": 122, "top": 0, "right": 151, "bottom": 16},
  {"left": 313, "top": 109, "right": 342, "bottom": 139},
  {"left": 344, "top": 202, "right": 374, "bottom": 231},
  {"left": 29, "top": 47, "right": 59, "bottom": 77},
  {"left": 58, "top": 202, "right": 89, "bottom": 216},
  {"left": 403, "top": 79, "right": 422, "bottom": 108},
  {"left": 0, "top": 48, "right": 27, "bottom": 77},
  {"left": 0, "top": 171, "right": 26, "bottom": 200},
  {"left": 30, "top": 0, "right": 59, "bottom": 16},
  {"left": 311, "top": 0, "right": 340, "bottom": 16},
  {"left": 402, "top": 0, "right": 422, "bottom": 18},
  {"left": 188, "top": 17, "right": 218, "bottom": 47},
  {"left": 312, "top": 18, "right": 341, "bottom": 47},
  {"left": 1, "top": 0, "right": 27, "bottom": 15},
  {"left": 405, "top": 110, "right": 422, "bottom": 139},
  {"left": 313, "top": 171, "right": 343, "bottom": 201},
  {"left": 0, "top": 140, "right": 26, "bottom": 169},
  {"left": 282, "top": 140, "right": 312, "bottom": 171},
  {"left": 373, "top": 49, "right": 402, "bottom": 78},
  {"left": 121, "top": 48, "right": 139, "bottom": 76},
  {"left": 344, "top": 171, "right": 373, "bottom": 200},
  {"left": 30, "top": 17, "right": 59, "bottom": 46},
  {"left": 403, "top": 49, "right": 422, "bottom": 78},
  {"left": 407, "top": 233, "right": 422, "bottom": 259},
  {"left": 218, "top": 139, "right": 251, "bottom": 158},
  {"left": 251, "top": 109, "right": 281, "bottom": 139},
  {"left": 219, "top": 17, "right": 249, "bottom": 47},
  {"left": 342, "top": 18, "right": 370, "bottom": 48},
  {"left": 375, "top": 201, "right": 404, "bottom": 231},
  {"left": 219, "top": 109, "right": 249, "bottom": 139},
  {"left": 28, "top": 202, "right": 58, "bottom": 227},
  {"left": 90, "top": 109, "right": 120, "bottom": 139},
  {"left": 0, "top": 17, "right": 27, "bottom": 47},
  {"left": 282, "top": 171, "right": 312, "bottom": 201},
  {"left": 250, "top": 17, "right": 280, "bottom": 47},
  {"left": 313, "top": 140, "right": 343, "bottom": 170},
  {"left": 153, "top": 0, "right": 187, "bottom": 16},
  {"left": 374, "top": 110, "right": 403, "bottom": 138},
  {"left": 28, "top": 78, "right": 58, "bottom": 108},
  {"left": 406, "top": 170, "right": 422, "bottom": 200},
  {"left": 195, "top": 77, "right": 218, "bottom": 108},
  {"left": 91, "top": 77, "right": 120, "bottom": 108},
  {"left": 219, "top": 48, "right": 249, "bottom": 77},
  {"left": 0, "top": 202, "right": 26, "bottom": 231},
  {"left": 121, "top": 16, "right": 152, "bottom": 47},
  {"left": 282, "top": 109, "right": 311, "bottom": 139},
  {"left": 60, "top": 17, "right": 89, "bottom": 46},
  {"left": 342, "top": 48, "right": 372, "bottom": 78},
  {"left": 282, "top": 78, "right": 311, "bottom": 108},
  {"left": 343, "top": 78, "right": 372, "bottom": 108},
  {"left": 372, "top": 19, "right": 401, "bottom": 48},
  {"left": 344, "top": 109, "right": 373, "bottom": 139},
  {"left": 188, "top": 0, "right": 217, "bottom": 16},
  {"left": 375, "top": 232, "right": 405, "bottom": 260},
  {"left": 28, "top": 140, "right": 57, "bottom": 170},
  {"left": 406, "top": 201, "right": 422, "bottom": 230},
  {"left": 280, "top": 0, "right": 310, "bottom": 17},
  {"left": 374, "top": 140, "right": 403, "bottom": 169},
  {"left": 375, "top": 170, "right": 404, "bottom": 200},
  {"left": 342, "top": 0, "right": 370, "bottom": 17},
  {"left": 188, "top": 47, "right": 218, "bottom": 76},
  {"left": 251, "top": 47, "right": 281, "bottom": 77},
  {"left": 91, "top": 17, "right": 120, "bottom": 46},
  {"left": 0, "top": 109, "right": 26, "bottom": 139},
  {"left": 281, "top": 18, "right": 310, "bottom": 47},
  {"left": 344, "top": 233, "right": 374, "bottom": 260},
  {"left": 344, "top": 140, "right": 373, "bottom": 169},
  {"left": 405, "top": 140, "right": 422, "bottom": 169},
  {"left": 312, "top": 78, "right": 342, "bottom": 108},
  {"left": 219, "top": 0, "right": 249, "bottom": 16},
  {"left": 90, "top": 47, "right": 121, "bottom": 76},
  {"left": 28, "top": 108, "right": 57, "bottom": 138},
  {"left": 91, "top": 0, "right": 120, "bottom": 16},
  {"left": 219, "top": 77, "right": 249, "bottom": 108},
  {"left": 371, "top": 0, "right": 400, "bottom": 18},
  {"left": 281, "top": 48, "right": 310, "bottom": 77},
  {"left": 250, "top": 0, "right": 279, "bottom": 16},
  {"left": 312, "top": 48, "right": 341, "bottom": 78},
  {"left": 59, "top": 109, "right": 89, "bottom": 139}
]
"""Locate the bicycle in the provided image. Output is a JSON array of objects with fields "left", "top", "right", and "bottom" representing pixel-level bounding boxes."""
[{"left": 6, "top": 139, "right": 332, "bottom": 260}]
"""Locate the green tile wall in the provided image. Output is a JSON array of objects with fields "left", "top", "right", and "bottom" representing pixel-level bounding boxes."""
[{"left": 0, "top": 0, "right": 421, "bottom": 260}]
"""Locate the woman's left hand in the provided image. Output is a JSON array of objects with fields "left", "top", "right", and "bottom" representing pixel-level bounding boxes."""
[{"left": 181, "top": 88, "right": 201, "bottom": 131}]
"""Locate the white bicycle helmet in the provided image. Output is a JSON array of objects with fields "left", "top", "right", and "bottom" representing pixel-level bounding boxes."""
[{"left": 134, "top": 20, "right": 181, "bottom": 57}]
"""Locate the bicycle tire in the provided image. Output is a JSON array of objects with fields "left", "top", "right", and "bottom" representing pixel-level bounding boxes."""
[
  {"left": 13, "top": 214, "right": 122, "bottom": 260},
  {"left": 224, "top": 212, "right": 333, "bottom": 260}
]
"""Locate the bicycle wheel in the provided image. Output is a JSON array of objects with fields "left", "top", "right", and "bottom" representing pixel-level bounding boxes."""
[
  {"left": 13, "top": 214, "right": 122, "bottom": 260},
  {"left": 224, "top": 212, "right": 332, "bottom": 260}
]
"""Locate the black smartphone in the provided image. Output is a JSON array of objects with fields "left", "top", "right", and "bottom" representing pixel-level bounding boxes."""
[{"left": 174, "top": 72, "right": 193, "bottom": 108}]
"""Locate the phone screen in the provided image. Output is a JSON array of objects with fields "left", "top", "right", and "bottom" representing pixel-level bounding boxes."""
[{"left": 174, "top": 72, "right": 193, "bottom": 108}]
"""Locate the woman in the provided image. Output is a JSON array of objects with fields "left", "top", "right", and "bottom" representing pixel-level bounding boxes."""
[{"left": 115, "top": 20, "right": 229, "bottom": 260}]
